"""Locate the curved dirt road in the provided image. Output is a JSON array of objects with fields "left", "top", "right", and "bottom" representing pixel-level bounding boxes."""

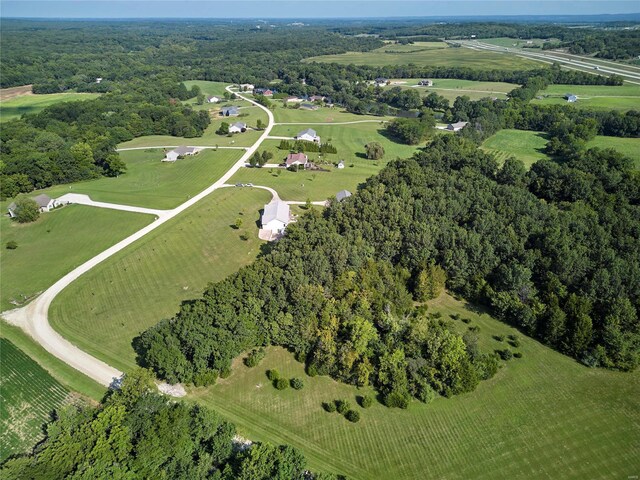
[{"left": 2, "top": 86, "right": 275, "bottom": 389}]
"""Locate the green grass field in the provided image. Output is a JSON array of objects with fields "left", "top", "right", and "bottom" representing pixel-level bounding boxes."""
[
  {"left": 0, "top": 205, "right": 153, "bottom": 312},
  {"left": 0, "top": 92, "right": 100, "bottom": 122},
  {"left": 530, "top": 84, "right": 640, "bottom": 111},
  {"left": 481, "top": 129, "right": 550, "bottom": 167},
  {"left": 304, "top": 43, "right": 540, "bottom": 69},
  {"left": 0, "top": 339, "right": 72, "bottom": 462},
  {"left": 182, "top": 80, "right": 230, "bottom": 98},
  {"left": 480, "top": 37, "right": 556, "bottom": 49},
  {"left": 272, "top": 104, "right": 394, "bottom": 124},
  {"left": 190, "top": 293, "right": 640, "bottom": 480},
  {"left": 119, "top": 100, "right": 268, "bottom": 148},
  {"left": 37, "top": 148, "right": 243, "bottom": 209},
  {"left": 481, "top": 129, "right": 640, "bottom": 169},
  {"left": 49, "top": 187, "right": 272, "bottom": 372},
  {"left": 230, "top": 123, "right": 420, "bottom": 200},
  {"left": 378, "top": 78, "right": 518, "bottom": 102}
]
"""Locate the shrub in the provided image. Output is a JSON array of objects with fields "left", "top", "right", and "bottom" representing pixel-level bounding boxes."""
[
  {"left": 266, "top": 369, "right": 280, "bottom": 381},
  {"left": 290, "top": 377, "right": 304, "bottom": 390},
  {"left": 219, "top": 367, "right": 231, "bottom": 379},
  {"left": 239, "top": 233, "right": 249, "bottom": 241},
  {"left": 416, "top": 384, "right": 437, "bottom": 404},
  {"left": 450, "top": 313, "right": 461, "bottom": 320},
  {"left": 335, "top": 399, "right": 351, "bottom": 414},
  {"left": 468, "top": 325, "right": 480, "bottom": 333},
  {"left": 508, "top": 334, "right": 517, "bottom": 341},
  {"left": 359, "top": 395, "right": 373, "bottom": 409},
  {"left": 306, "top": 364, "right": 318, "bottom": 377},
  {"left": 6, "top": 240, "right": 18, "bottom": 250},
  {"left": 493, "top": 334, "right": 505, "bottom": 342},
  {"left": 244, "top": 348, "right": 266, "bottom": 368},
  {"left": 322, "top": 401, "right": 337, "bottom": 413},
  {"left": 462, "top": 318, "right": 471, "bottom": 324},
  {"left": 274, "top": 378, "right": 289, "bottom": 390},
  {"left": 496, "top": 349, "right": 513, "bottom": 360},
  {"left": 345, "top": 410, "right": 361, "bottom": 423},
  {"left": 514, "top": 352, "right": 523, "bottom": 358},
  {"left": 12, "top": 196, "right": 40, "bottom": 224},
  {"left": 509, "top": 338, "right": 521, "bottom": 348},
  {"left": 384, "top": 391, "right": 410, "bottom": 409}
]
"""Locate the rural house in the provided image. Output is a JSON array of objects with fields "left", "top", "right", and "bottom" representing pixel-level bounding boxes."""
[
  {"left": 295, "top": 128, "right": 321, "bottom": 143},
  {"left": 336, "top": 190, "right": 352, "bottom": 202},
  {"left": 565, "top": 94, "right": 578, "bottom": 103},
  {"left": 8, "top": 194, "right": 58, "bottom": 217},
  {"left": 164, "top": 146, "right": 200, "bottom": 162},
  {"left": 254, "top": 88, "right": 274, "bottom": 96},
  {"left": 207, "top": 96, "right": 221, "bottom": 103},
  {"left": 221, "top": 106, "right": 240, "bottom": 116},
  {"left": 309, "top": 95, "right": 326, "bottom": 102},
  {"left": 374, "top": 77, "right": 389, "bottom": 87},
  {"left": 229, "top": 122, "right": 247, "bottom": 133},
  {"left": 261, "top": 200, "right": 290, "bottom": 233},
  {"left": 285, "top": 96, "right": 304, "bottom": 104},
  {"left": 337, "top": 160, "right": 345, "bottom": 169},
  {"left": 419, "top": 79, "right": 433, "bottom": 86},
  {"left": 285, "top": 152, "right": 311, "bottom": 168},
  {"left": 239, "top": 83, "right": 255, "bottom": 91},
  {"left": 447, "top": 121, "right": 469, "bottom": 132}
]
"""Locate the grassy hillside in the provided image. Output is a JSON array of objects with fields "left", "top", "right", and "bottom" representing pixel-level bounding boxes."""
[
  {"left": 37, "top": 148, "right": 243, "bottom": 209},
  {"left": 49, "top": 187, "right": 272, "bottom": 372},
  {"left": 0, "top": 92, "right": 100, "bottom": 122},
  {"left": 191, "top": 293, "right": 640, "bottom": 480},
  {"left": 586, "top": 136, "right": 640, "bottom": 169},
  {"left": 0, "top": 205, "right": 153, "bottom": 312},
  {"left": 304, "top": 43, "right": 540, "bottom": 69},
  {"left": 530, "top": 83, "right": 640, "bottom": 111},
  {"left": 0, "top": 339, "right": 71, "bottom": 462}
]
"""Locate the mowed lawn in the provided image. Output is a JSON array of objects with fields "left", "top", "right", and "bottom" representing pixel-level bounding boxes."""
[
  {"left": 0, "top": 92, "right": 100, "bottom": 122},
  {"left": 190, "top": 293, "right": 640, "bottom": 480},
  {"left": 231, "top": 123, "right": 420, "bottom": 200},
  {"left": 37, "top": 148, "right": 243, "bottom": 209},
  {"left": 481, "top": 130, "right": 550, "bottom": 167},
  {"left": 304, "top": 43, "right": 540, "bottom": 69},
  {"left": 0, "top": 205, "right": 153, "bottom": 312},
  {"left": 379, "top": 78, "right": 518, "bottom": 102},
  {"left": 182, "top": 80, "right": 229, "bottom": 97},
  {"left": 481, "top": 129, "right": 640, "bottom": 169},
  {"left": 119, "top": 100, "right": 268, "bottom": 148},
  {"left": 49, "top": 187, "right": 272, "bottom": 372},
  {"left": 0, "top": 339, "right": 71, "bottom": 462},
  {"left": 530, "top": 83, "right": 640, "bottom": 111},
  {"left": 272, "top": 104, "right": 394, "bottom": 124}
]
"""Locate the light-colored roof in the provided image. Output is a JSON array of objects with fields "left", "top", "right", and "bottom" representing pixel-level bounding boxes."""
[
  {"left": 231, "top": 122, "right": 247, "bottom": 129},
  {"left": 336, "top": 190, "right": 352, "bottom": 202},
  {"left": 297, "top": 128, "right": 317, "bottom": 138},
  {"left": 33, "top": 194, "right": 52, "bottom": 208},
  {"left": 448, "top": 121, "right": 468, "bottom": 129},
  {"left": 8, "top": 202, "right": 16, "bottom": 211},
  {"left": 262, "top": 200, "right": 290, "bottom": 225},
  {"left": 221, "top": 106, "right": 240, "bottom": 114},
  {"left": 172, "top": 146, "right": 197, "bottom": 155}
]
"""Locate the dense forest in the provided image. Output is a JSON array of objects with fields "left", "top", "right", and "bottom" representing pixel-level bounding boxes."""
[
  {"left": 0, "top": 369, "right": 339, "bottom": 480},
  {"left": 138, "top": 133, "right": 639, "bottom": 402}
]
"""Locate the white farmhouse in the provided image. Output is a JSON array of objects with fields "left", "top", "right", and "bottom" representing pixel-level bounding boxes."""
[
  {"left": 164, "top": 146, "right": 199, "bottom": 162},
  {"left": 229, "top": 122, "right": 247, "bottom": 133},
  {"left": 261, "top": 200, "right": 290, "bottom": 233},
  {"left": 295, "top": 128, "right": 321, "bottom": 143},
  {"left": 207, "top": 96, "right": 221, "bottom": 103}
]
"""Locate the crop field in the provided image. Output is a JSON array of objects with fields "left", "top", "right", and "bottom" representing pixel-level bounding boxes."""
[
  {"left": 190, "top": 293, "right": 640, "bottom": 480},
  {"left": 530, "top": 84, "right": 640, "bottom": 111},
  {"left": 49, "top": 187, "right": 272, "bottom": 372},
  {"left": 0, "top": 204, "right": 152, "bottom": 312},
  {"left": 0, "top": 92, "right": 100, "bottom": 122},
  {"left": 230, "top": 123, "right": 421, "bottom": 200},
  {"left": 0, "top": 339, "right": 71, "bottom": 462},
  {"left": 304, "top": 43, "right": 540, "bottom": 69},
  {"left": 481, "top": 129, "right": 550, "bottom": 167},
  {"left": 119, "top": 100, "right": 268, "bottom": 148},
  {"left": 481, "top": 129, "right": 640, "bottom": 169},
  {"left": 39, "top": 148, "right": 243, "bottom": 209}
]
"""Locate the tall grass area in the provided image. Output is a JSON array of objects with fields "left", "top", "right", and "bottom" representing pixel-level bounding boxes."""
[
  {"left": 0, "top": 339, "right": 71, "bottom": 462},
  {"left": 304, "top": 43, "right": 540, "bottom": 69},
  {"left": 0, "top": 92, "right": 100, "bottom": 122},
  {"left": 191, "top": 293, "right": 640, "bottom": 480},
  {"left": 49, "top": 187, "right": 272, "bottom": 372},
  {"left": 37, "top": 148, "right": 243, "bottom": 209},
  {"left": 0, "top": 205, "right": 153, "bottom": 312}
]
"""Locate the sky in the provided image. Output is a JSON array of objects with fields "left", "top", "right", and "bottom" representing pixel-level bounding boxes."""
[{"left": 1, "top": 0, "right": 639, "bottom": 19}]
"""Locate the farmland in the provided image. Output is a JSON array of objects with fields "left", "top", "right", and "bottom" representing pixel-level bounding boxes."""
[
  {"left": 49, "top": 187, "right": 272, "bottom": 372},
  {"left": 530, "top": 83, "right": 640, "bottom": 111},
  {"left": 304, "top": 42, "right": 540, "bottom": 69},
  {"left": 190, "top": 293, "right": 640, "bottom": 480},
  {"left": 0, "top": 91, "right": 100, "bottom": 122},
  {"left": 38, "top": 148, "right": 243, "bottom": 209},
  {"left": 0, "top": 204, "right": 153, "bottom": 312},
  {"left": 0, "top": 339, "right": 71, "bottom": 462}
]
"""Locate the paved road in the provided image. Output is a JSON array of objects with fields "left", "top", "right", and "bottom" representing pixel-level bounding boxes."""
[{"left": 2, "top": 85, "right": 275, "bottom": 391}]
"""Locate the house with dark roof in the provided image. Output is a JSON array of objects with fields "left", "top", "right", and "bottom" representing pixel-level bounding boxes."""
[
  {"left": 220, "top": 106, "right": 240, "bottom": 116},
  {"left": 285, "top": 152, "right": 311, "bottom": 169},
  {"left": 261, "top": 200, "right": 290, "bottom": 233},
  {"left": 164, "top": 146, "right": 200, "bottom": 162},
  {"left": 295, "top": 128, "right": 321, "bottom": 143},
  {"left": 374, "top": 77, "right": 389, "bottom": 87}
]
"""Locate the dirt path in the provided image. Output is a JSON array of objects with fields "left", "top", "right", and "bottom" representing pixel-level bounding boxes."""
[
  {"left": 0, "top": 84, "right": 33, "bottom": 101},
  {"left": 2, "top": 86, "right": 275, "bottom": 392}
]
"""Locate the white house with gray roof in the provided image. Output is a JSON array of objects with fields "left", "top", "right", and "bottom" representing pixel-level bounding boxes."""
[
  {"left": 336, "top": 190, "right": 352, "bottom": 202},
  {"left": 163, "top": 146, "right": 200, "bottom": 162},
  {"left": 8, "top": 194, "right": 58, "bottom": 218},
  {"left": 295, "top": 128, "right": 321, "bottom": 143},
  {"left": 229, "top": 122, "right": 247, "bottom": 133},
  {"left": 261, "top": 200, "right": 290, "bottom": 233}
]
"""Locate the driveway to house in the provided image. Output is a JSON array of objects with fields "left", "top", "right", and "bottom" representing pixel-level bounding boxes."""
[
  {"left": 2, "top": 85, "right": 275, "bottom": 392},
  {"left": 56, "top": 193, "right": 168, "bottom": 217}
]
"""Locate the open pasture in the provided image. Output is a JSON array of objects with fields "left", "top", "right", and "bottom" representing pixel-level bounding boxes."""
[
  {"left": 0, "top": 92, "right": 100, "bottom": 122},
  {"left": 530, "top": 83, "right": 640, "bottom": 111}
]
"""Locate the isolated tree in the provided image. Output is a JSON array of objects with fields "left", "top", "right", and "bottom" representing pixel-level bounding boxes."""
[
  {"left": 102, "top": 153, "right": 127, "bottom": 177},
  {"left": 12, "top": 196, "right": 40, "bottom": 223},
  {"left": 235, "top": 218, "right": 243, "bottom": 229},
  {"left": 217, "top": 122, "right": 229, "bottom": 135},
  {"left": 365, "top": 141, "right": 385, "bottom": 160},
  {"left": 256, "top": 119, "right": 265, "bottom": 130}
]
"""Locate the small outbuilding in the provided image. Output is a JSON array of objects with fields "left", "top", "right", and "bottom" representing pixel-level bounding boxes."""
[
  {"left": 337, "top": 160, "right": 345, "bottom": 169},
  {"left": 207, "top": 96, "right": 221, "bottom": 103},
  {"left": 566, "top": 94, "right": 578, "bottom": 103}
]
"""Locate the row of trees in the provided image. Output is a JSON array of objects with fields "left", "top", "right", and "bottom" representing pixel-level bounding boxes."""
[{"left": 1, "top": 369, "right": 339, "bottom": 480}]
